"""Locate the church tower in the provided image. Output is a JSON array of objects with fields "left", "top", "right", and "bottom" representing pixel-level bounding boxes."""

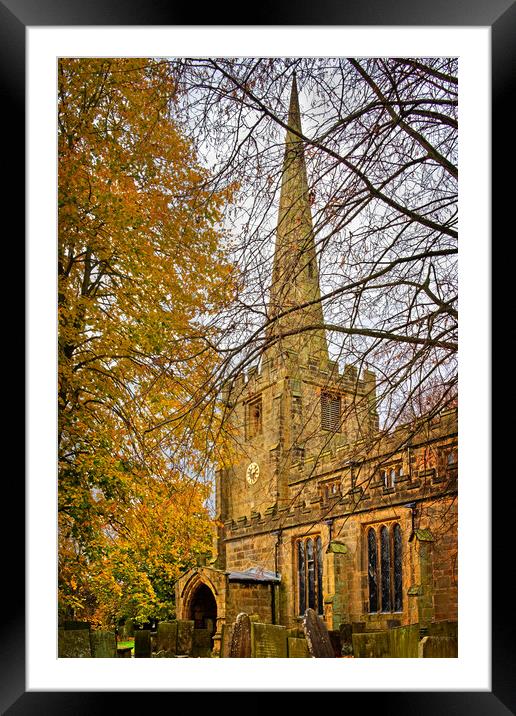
[{"left": 214, "top": 75, "right": 379, "bottom": 563}]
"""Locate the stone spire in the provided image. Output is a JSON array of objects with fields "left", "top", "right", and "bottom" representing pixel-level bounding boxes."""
[{"left": 266, "top": 74, "right": 329, "bottom": 365}]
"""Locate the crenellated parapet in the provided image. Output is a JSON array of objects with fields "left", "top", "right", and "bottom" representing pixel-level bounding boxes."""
[{"left": 220, "top": 406, "right": 457, "bottom": 536}]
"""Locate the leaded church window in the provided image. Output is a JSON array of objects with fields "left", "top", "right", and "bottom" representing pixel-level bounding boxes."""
[
  {"left": 367, "top": 528, "right": 379, "bottom": 612},
  {"left": 367, "top": 523, "right": 403, "bottom": 613},
  {"left": 297, "top": 535, "right": 324, "bottom": 615},
  {"left": 393, "top": 523, "right": 403, "bottom": 612},
  {"left": 380, "top": 526, "right": 391, "bottom": 612}
]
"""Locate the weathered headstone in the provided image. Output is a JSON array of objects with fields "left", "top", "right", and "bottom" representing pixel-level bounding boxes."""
[
  {"left": 134, "top": 630, "right": 151, "bottom": 658},
  {"left": 351, "top": 621, "right": 366, "bottom": 633},
  {"left": 418, "top": 635, "right": 458, "bottom": 658},
  {"left": 251, "top": 622, "right": 288, "bottom": 658},
  {"left": 339, "top": 623, "right": 353, "bottom": 656},
  {"left": 220, "top": 623, "right": 234, "bottom": 658},
  {"left": 90, "top": 631, "right": 117, "bottom": 658},
  {"left": 229, "top": 612, "right": 252, "bottom": 657},
  {"left": 157, "top": 621, "right": 177, "bottom": 656},
  {"left": 328, "top": 630, "right": 342, "bottom": 658},
  {"left": 352, "top": 630, "right": 390, "bottom": 658},
  {"left": 389, "top": 623, "right": 420, "bottom": 658},
  {"left": 63, "top": 620, "right": 90, "bottom": 631},
  {"left": 176, "top": 620, "right": 194, "bottom": 656},
  {"left": 192, "top": 628, "right": 213, "bottom": 657},
  {"left": 427, "top": 620, "right": 458, "bottom": 638},
  {"left": 287, "top": 636, "right": 310, "bottom": 658},
  {"left": 58, "top": 629, "right": 92, "bottom": 658},
  {"left": 302, "top": 608, "right": 335, "bottom": 658}
]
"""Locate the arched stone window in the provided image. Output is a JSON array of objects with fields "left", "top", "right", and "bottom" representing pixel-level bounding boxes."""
[
  {"left": 393, "top": 523, "right": 403, "bottom": 612},
  {"left": 380, "top": 525, "right": 391, "bottom": 612},
  {"left": 367, "top": 528, "right": 379, "bottom": 612},
  {"left": 367, "top": 523, "right": 403, "bottom": 614},
  {"left": 297, "top": 534, "right": 324, "bottom": 615},
  {"left": 247, "top": 396, "right": 262, "bottom": 438}
]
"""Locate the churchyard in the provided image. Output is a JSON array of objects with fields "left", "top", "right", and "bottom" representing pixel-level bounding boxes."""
[{"left": 58, "top": 610, "right": 457, "bottom": 658}]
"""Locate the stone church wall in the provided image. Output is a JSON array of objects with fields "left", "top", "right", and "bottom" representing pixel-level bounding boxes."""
[{"left": 225, "top": 582, "right": 274, "bottom": 625}]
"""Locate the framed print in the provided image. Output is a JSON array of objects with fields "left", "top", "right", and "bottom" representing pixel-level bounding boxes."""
[{"left": 9, "top": 0, "right": 510, "bottom": 712}]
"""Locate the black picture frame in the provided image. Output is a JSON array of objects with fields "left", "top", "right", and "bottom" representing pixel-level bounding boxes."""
[{"left": 9, "top": 0, "right": 507, "bottom": 712}]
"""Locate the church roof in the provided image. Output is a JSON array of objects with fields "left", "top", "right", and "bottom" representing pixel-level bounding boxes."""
[{"left": 227, "top": 566, "right": 281, "bottom": 583}]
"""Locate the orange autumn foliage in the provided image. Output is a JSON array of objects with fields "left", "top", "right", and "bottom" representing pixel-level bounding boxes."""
[{"left": 58, "top": 58, "right": 237, "bottom": 625}]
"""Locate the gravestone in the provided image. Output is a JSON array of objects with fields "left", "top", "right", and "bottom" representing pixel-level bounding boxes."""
[
  {"left": 287, "top": 637, "right": 310, "bottom": 658},
  {"left": 427, "top": 621, "right": 458, "bottom": 638},
  {"left": 328, "top": 630, "right": 342, "bottom": 658},
  {"left": 157, "top": 621, "right": 177, "bottom": 656},
  {"left": 352, "top": 630, "right": 390, "bottom": 658},
  {"left": 302, "top": 608, "right": 335, "bottom": 658},
  {"left": 339, "top": 623, "right": 353, "bottom": 656},
  {"left": 389, "top": 623, "right": 420, "bottom": 658},
  {"left": 90, "top": 631, "right": 116, "bottom": 658},
  {"left": 63, "top": 621, "right": 90, "bottom": 631},
  {"left": 176, "top": 620, "right": 194, "bottom": 656},
  {"left": 192, "top": 628, "right": 212, "bottom": 657},
  {"left": 220, "top": 624, "right": 234, "bottom": 658},
  {"left": 58, "top": 629, "right": 92, "bottom": 658},
  {"left": 351, "top": 621, "right": 366, "bottom": 633},
  {"left": 229, "top": 613, "right": 252, "bottom": 658},
  {"left": 418, "top": 635, "right": 458, "bottom": 658},
  {"left": 134, "top": 630, "right": 151, "bottom": 658},
  {"left": 251, "top": 622, "right": 288, "bottom": 658}
]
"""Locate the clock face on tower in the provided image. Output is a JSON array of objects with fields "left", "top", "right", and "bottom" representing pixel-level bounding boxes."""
[{"left": 246, "top": 462, "right": 260, "bottom": 485}]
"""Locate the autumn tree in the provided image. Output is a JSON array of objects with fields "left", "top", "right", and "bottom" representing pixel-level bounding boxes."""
[{"left": 58, "top": 58, "right": 237, "bottom": 626}]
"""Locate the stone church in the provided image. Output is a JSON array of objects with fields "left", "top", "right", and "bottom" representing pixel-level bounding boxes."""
[{"left": 175, "top": 77, "right": 458, "bottom": 655}]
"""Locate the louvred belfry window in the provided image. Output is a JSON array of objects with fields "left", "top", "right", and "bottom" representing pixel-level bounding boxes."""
[
  {"left": 247, "top": 396, "right": 262, "bottom": 438},
  {"left": 321, "top": 392, "right": 341, "bottom": 432}
]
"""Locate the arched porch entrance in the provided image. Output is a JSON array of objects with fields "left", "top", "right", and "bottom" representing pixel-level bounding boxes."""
[
  {"left": 176, "top": 566, "right": 227, "bottom": 655},
  {"left": 189, "top": 583, "right": 217, "bottom": 632},
  {"left": 187, "top": 582, "right": 218, "bottom": 653}
]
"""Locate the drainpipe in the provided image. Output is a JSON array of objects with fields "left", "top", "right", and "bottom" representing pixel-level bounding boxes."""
[
  {"left": 405, "top": 502, "right": 417, "bottom": 542},
  {"left": 270, "top": 583, "right": 276, "bottom": 625},
  {"left": 272, "top": 529, "right": 282, "bottom": 625},
  {"left": 274, "top": 529, "right": 282, "bottom": 577},
  {"left": 325, "top": 518, "right": 334, "bottom": 542}
]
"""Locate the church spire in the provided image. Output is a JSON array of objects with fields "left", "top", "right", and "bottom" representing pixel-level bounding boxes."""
[{"left": 266, "top": 74, "right": 329, "bottom": 364}]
